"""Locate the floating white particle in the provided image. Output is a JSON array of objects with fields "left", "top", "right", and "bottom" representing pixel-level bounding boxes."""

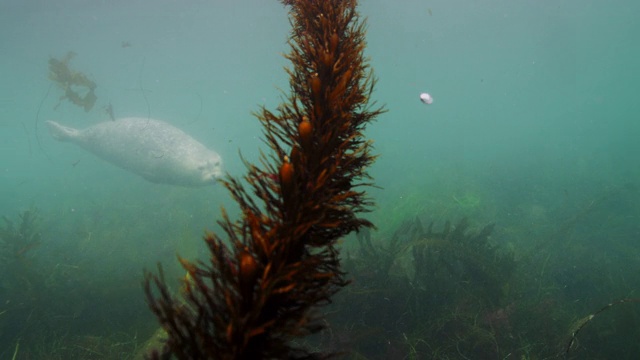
[{"left": 419, "top": 92, "right": 433, "bottom": 105}]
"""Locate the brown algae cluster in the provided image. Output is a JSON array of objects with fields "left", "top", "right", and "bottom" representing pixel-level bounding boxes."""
[{"left": 48, "top": 51, "right": 97, "bottom": 112}]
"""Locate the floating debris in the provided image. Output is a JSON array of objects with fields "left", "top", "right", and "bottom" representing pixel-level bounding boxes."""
[{"left": 48, "top": 51, "right": 97, "bottom": 112}]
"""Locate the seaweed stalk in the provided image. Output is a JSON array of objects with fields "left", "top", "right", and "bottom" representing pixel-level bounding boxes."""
[
  {"left": 565, "top": 298, "right": 640, "bottom": 357},
  {"left": 144, "top": 0, "right": 385, "bottom": 358}
]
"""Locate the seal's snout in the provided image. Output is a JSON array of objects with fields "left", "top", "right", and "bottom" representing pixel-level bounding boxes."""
[{"left": 200, "top": 158, "right": 223, "bottom": 183}]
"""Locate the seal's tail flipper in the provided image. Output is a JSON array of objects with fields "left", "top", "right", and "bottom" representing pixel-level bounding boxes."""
[{"left": 45, "top": 121, "right": 79, "bottom": 141}]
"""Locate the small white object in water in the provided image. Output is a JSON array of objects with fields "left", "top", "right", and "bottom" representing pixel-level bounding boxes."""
[{"left": 419, "top": 92, "right": 433, "bottom": 105}]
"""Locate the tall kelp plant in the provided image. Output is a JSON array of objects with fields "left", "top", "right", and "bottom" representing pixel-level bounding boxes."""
[{"left": 144, "top": 0, "right": 384, "bottom": 358}]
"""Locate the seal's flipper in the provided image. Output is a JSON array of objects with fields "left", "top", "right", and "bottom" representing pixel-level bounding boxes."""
[{"left": 45, "top": 121, "right": 79, "bottom": 141}]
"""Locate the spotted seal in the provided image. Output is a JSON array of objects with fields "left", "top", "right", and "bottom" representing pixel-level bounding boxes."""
[{"left": 46, "top": 117, "right": 223, "bottom": 187}]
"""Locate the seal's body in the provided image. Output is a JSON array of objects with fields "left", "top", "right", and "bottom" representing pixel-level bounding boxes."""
[{"left": 46, "top": 117, "right": 223, "bottom": 187}]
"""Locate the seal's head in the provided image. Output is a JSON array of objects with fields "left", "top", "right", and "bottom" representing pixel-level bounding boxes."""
[{"left": 198, "top": 153, "right": 223, "bottom": 185}]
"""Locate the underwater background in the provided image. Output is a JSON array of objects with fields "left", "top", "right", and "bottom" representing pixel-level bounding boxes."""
[{"left": 1, "top": 0, "right": 639, "bottom": 358}]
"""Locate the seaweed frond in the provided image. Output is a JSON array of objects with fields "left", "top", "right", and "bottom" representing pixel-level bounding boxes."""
[
  {"left": 0, "top": 207, "right": 42, "bottom": 263},
  {"left": 144, "top": 0, "right": 385, "bottom": 358},
  {"left": 48, "top": 51, "right": 97, "bottom": 112}
]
